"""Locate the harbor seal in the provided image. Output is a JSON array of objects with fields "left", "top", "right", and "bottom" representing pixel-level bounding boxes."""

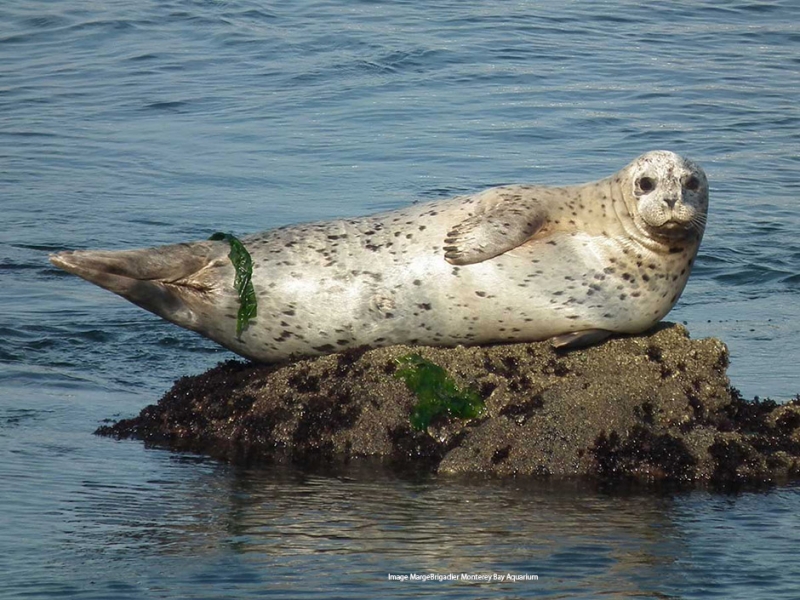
[{"left": 50, "top": 150, "right": 708, "bottom": 362}]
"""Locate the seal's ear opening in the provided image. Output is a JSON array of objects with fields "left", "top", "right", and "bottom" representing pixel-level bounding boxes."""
[{"left": 49, "top": 242, "right": 225, "bottom": 332}]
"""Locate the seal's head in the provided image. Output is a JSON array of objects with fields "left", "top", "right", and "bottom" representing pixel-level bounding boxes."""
[{"left": 623, "top": 150, "right": 708, "bottom": 243}]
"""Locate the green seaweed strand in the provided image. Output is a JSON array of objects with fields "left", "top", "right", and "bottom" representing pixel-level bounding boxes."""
[
  {"left": 394, "top": 354, "right": 486, "bottom": 431},
  {"left": 209, "top": 232, "right": 257, "bottom": 337}
]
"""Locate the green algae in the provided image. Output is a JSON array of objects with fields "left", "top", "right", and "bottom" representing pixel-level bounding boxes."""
[
  {"left": 394, "top": 354, "right": 485, "bottom": 431},
  {"left": 209, "top": 232, "right": 257, "bottom": 337}
]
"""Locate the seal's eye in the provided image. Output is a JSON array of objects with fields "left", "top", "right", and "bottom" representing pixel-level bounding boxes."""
[
  {"left": 685, "top": 175, "right": 700, "bottom": 191},
  {"left": 637, "top": 177, "right": 655, "bottom": 193}
]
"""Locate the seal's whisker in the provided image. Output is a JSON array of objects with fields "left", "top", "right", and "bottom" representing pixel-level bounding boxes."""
[{"left": 689, "top": 214, "right": 707, "bottom": 235}]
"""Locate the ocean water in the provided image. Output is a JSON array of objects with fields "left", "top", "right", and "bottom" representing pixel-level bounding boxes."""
[{"left": 1, "top": 1, "right": 799, "bottom": 598}]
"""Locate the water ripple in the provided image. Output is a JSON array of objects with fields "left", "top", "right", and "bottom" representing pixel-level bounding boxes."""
[{"left": 1, "top": 0, "right": 800, "bottom": 597}]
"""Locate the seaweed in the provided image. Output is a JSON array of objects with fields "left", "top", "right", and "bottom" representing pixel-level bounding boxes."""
[
  {"left": 394, "top": 354, "right": 485, "bottom": 431},
  {"left": 209, "top": 232, "right": 257, "bottom": 337}
]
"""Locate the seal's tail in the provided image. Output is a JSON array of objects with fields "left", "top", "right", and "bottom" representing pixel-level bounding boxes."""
[{"left": 49, "top": 242, "right": 229, "bottom": 332}]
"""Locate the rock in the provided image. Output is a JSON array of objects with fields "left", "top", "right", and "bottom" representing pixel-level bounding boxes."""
[{"left": 97, "top": 323, "right": 800, "bottom": 484}]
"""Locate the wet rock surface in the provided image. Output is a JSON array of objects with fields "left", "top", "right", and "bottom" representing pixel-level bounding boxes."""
[{"left": 98, "top": 323, "right": 800, "bottom": 484}]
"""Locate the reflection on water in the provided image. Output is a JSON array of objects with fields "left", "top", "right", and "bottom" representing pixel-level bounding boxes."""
[
  {"left": 15, "top": 455, "right": 687, "bottom": 598},
  {"left": 8, "top": 441, "right": 799, "bottom": 599},
  {"left": 2, "top": 379, "right": 800, "bottom": 598}
]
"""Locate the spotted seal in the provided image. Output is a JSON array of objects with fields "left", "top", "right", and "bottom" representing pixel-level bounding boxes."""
[{"left": 50, "top": 150, "right": 708, "bottom": 362}]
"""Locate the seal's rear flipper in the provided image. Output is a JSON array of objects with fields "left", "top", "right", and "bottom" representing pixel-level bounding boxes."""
[
  {"left": 551, "top": 329, "right": 612, "bottom": 349},
  {"left": 49, "top": 242, "right": 228, "bottom": 331}
]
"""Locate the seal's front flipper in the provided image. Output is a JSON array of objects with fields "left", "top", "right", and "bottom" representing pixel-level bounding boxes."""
[
  {"left": 49, "top": 242, "right": 230, "bottom": 332},
  {"left": 551, "top": 329, "right": 612, "bottom": 349},
  {"left": 443, "top": 188, "right": 547, "bottom": 265}
]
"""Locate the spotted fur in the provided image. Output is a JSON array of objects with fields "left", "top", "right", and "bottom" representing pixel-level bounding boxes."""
[{"left": 51, "top": 151, "right": 708, "bottom": 362}]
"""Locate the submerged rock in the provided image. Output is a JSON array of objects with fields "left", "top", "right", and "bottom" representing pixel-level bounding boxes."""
[{"left": 98, "top": 323, "right": 800, "bottom": 484}]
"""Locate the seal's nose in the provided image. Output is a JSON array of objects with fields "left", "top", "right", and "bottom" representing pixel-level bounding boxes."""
[
  {"left": 664, "top": 195, "right": 678, "bottom": 208},
  {"left": 662, "top": 183, "right": 683, "bottom": 208}
]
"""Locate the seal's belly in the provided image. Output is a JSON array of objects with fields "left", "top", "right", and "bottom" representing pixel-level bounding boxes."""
[
  {"left": 425, "top": 232, "right": 652, "bottom": 344},
  {"left": 243, "top": 225, "right": 685, "bottom": 360}
]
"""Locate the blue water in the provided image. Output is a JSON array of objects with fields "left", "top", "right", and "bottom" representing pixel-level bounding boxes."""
[{"left": 1, "top": 1, "right": 799, "bottom": 598}]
